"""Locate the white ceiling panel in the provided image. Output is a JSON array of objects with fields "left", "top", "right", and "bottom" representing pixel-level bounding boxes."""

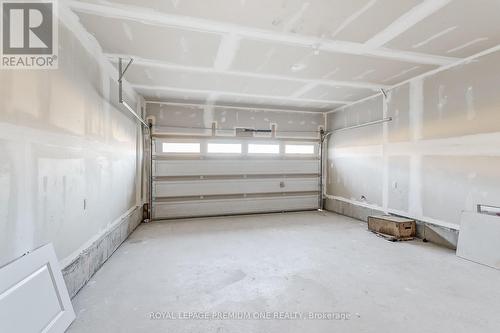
[
  {"left": 118, "top": 65, "right": 305, "bottom": 97},
  {"left": 386, "top": 0, "right": 500, "bottom": 58},
  {"left": 230, "top": 39, "right": 437, "bottom": 84},
  {"left": 76, "top": 12, "right": 221, "bottom": 67}
]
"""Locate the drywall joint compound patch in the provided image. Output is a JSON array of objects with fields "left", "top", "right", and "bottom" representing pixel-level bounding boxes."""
[{"left": 1, "top": 0, "right": 58, "bottom": 69}]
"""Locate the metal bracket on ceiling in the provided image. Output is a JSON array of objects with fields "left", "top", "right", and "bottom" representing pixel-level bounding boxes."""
[
  {"left": 118, "top": 57, "right": 133, "bottom": 104},
  {"left": 118, "top": 57, "right": 134, "bottom": 82},
  {"left": 117, "top": 57, "right": 149, "bottom": 128},
  {"left": 380, "top": 88, "right": 388, "bottom": 99}
]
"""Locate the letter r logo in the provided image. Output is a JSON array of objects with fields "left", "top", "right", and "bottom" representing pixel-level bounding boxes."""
[{"left": 2, "top": 2, "right": 53, "bottom": 54}]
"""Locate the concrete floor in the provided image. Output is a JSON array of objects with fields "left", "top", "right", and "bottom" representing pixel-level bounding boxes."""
[{"left": 68, "top": 211, "right": 500, "bottom": 333}]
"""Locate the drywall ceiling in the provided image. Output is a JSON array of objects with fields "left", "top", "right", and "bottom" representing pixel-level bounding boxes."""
[{"left": 69, "top": 0, "right": 500, "bottom": 112}]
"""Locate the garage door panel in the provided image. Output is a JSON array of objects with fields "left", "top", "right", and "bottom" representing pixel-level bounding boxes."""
[
  {"left": 154, "top": 159, "right": 319, "bottom": 177},
  {"left": 151, "top": 138, "right": 320, "bottom": 219},
  {"left": 153, "top": 195, "right": 319, "bottom": 219},
  {"left": 153, "top": 177, "right": 319, "bottom": 197}
]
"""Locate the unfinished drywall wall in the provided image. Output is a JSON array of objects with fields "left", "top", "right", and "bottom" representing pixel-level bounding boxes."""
[
  {"left": 147, "top": 103, "right": 324, "bottom": 139},
  {"left": 326, "top": 48, "right": 500, "bottom": 231},
  {"left": 0, "top": 8, "right": 145, "bottom": 296}
]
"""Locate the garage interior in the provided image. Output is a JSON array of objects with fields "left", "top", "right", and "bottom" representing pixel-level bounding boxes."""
[{"left": 1, "top": 0, "right": 500, "bottom": 332}]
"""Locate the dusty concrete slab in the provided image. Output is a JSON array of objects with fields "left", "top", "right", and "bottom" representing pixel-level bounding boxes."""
[{"left": 68, "top": 211, "right": 500, "bottom": 333}]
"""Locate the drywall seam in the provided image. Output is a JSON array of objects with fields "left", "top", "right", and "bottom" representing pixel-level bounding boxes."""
[
  {"left": 106, "top": 53, "right": 388, "bottom": 91},
  {"left": 330, "top": 0, "right": 377, "bottom": 38},
  {"left": 68, "top": 0, "right": 458, "bottom": 65},
  {"left": 353, "top": 69, "right": 376, "bottom": 80},
  {"left": 465, "top": 86, "right": 476, "bottom": 120},
  {"left": 213, "top": 33, "right": 240, "bottom": 70},
  {"left": 281, "top": 2, "right": 310, "bottom": 33},
  {"left": 447, "top": 37, "right": 489, "bottom": 54},
  {"left": 329, "top": 145, "right": 383, "bottom": 158},
  {"left": 0, "top": 123, "right": 137, "bottom": 155},
  {"left": 326, "top": 43, "right": 500, "bottom": 114},
  {"left": 409, "top": 79, "right": 423, "bottom": 142},
  {"left": 412, "top": 26, "right": 457, "bottom": 49},
  {"left": 408, "top": 154, "right": 422, "bottom": 217},
  {"left": 407, "top": 70, "right": 422, "bottom": 217},
  {"left": 290, "top": 82, "right": 319, "bottom": 98},
  {"left": 203, "top": 93, "right": 217, "bottom": 130},
  {"left": 364, "top": 47, "right": 456, "bottom": 66},
  {"left": 14, "top": 144, "right": 35, "bottom": 258},
  {"left": 328, "top": 131, "right": 500, "bottom": 157},
  {"left": 382, "top": 93, "right": 389, "bottom": 212},
  {"left": 133, "top": 84, "right": 351, "bottom": 105},
  {"left": 145, "top": 100, "right": 324, "bottom": 114},
  {"left": 365, "top": 0, "right": 452, "bottom": 47},
  {"left": 382, "top": 66, "right": 420, "bottom": 83}
]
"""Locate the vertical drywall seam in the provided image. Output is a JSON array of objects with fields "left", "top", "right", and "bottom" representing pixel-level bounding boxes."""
[
  {"left": 382, "top": 93, "right": 389, "bottom": 212},
  {"left": 16, "top": 143, "right": 35, "bottom": 256},
  {"left": 203, "top": 94, "right": 216, "bottom": 136},
  {"left": 408, "top": 79, "right": 424, "bottom": 217}
]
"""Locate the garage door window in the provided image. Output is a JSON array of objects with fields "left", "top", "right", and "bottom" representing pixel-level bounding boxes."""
[
  {"left": 207, "top": 143, "right": 242, "bottom": 154},
  {"left": 248, "top": 144, "right": 279, "bottom": 154},
  {"left": 285, "top": 144, "right": 315, "bottom": 154},
  {"left": 163, "top": 142, "right": 200, "bottom": 153}
]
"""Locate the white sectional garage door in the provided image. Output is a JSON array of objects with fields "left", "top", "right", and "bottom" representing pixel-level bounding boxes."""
[{"left": 151, "top": 137, "right": 320, "bottom": 219}]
